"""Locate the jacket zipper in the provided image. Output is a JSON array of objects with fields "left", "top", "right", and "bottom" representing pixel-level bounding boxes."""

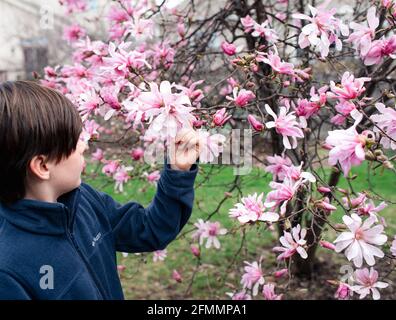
[{"left": 64, "top": 207, "right": 107, "bottom": 299}]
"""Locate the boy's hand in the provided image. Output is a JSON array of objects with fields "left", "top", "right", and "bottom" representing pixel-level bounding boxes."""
[{"left": 168, "top": 128, "right": 201, "bottom": 171}]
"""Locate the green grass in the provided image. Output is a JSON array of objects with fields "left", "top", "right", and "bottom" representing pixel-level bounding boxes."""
[{"left": 83, "top": 161, "right": 396, "bottom": 299}]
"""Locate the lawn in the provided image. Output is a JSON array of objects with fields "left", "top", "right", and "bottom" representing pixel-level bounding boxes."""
[{"left": 83, "top": 161, "right": 396, "bottom": 299}]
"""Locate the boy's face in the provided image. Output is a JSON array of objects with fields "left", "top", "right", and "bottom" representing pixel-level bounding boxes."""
[{"left": 48, "top": 137, "right": 88, "bottom": 197}]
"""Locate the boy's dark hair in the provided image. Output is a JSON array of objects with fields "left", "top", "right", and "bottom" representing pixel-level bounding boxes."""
[{"left": 0, "top": 80, "right": 83, "bottom": 204}]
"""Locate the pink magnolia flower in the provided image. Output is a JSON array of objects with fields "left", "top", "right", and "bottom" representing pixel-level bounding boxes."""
[
  {"left": 221, "top": 42, "right": 237, "bottom": 56},
  {"left": 145, "top": 170, "right": 161, "bottom": 184},
  {"left": 114, "top": 165, "right": 133, "bottom": 192},
  {"left": 192, "top": 219, "right": 227, "bottom": 249},
  {"left": 326, "top": 111, "right": 367, "bottom": 176},
  {"left": 240, "top": 260, "right": 265, "bottom": 296},
  {"left": 320, "top": 240, "right": 336, "bottom": 251},
  {"left": 247, "top": 114, "right": 264, "bottom": 131},
  {"left": 334, "top": 282, "right": 352, "bottom": 300},
  {"left": 364, "top": 35, "right": 396, "bottom": 66},
  {"left": 240, "top": 15, "right": 255, "bottom": 33},
  {"left": 316, "top": 197, "right": 337, "bottom": 212},
  {"left": 226, "top": 291, "right": 252, "bottom": 300},
  {"left": 262, "top": 284, "right": 283, "bottom": 300},
  {"left": 370, "top": 103, "right": 396, "bottom": 150},
  {"left": 334, "top": 214, "right": 387, "bottom": 267},
  {"left": 190, "top": 245, "right": 200, "bottom": 258},
  {"left": 229, "top": 193, "right": 279, "bottom": 224},
  {"left": 351, "top": 268, "right": 388, "bottom": 300},
  {"left": 273, "top": 225, "right": 308, "bottom": 260},
  {"left": 77, "top": 89, "right": 102, "bottom": 121},
  {"left": 292, "top": 3, "right": 349, "bottom": 57},
  {"left": 197, "top": 130, "right": 227, "bottom": 163},
  {"left": 331, "top": 100, "right": 357, "bottom": 125},
  {"left": 153, "top": 249, "right": 167, "bottom": 262},
  {"left": 391, "top": 236, "right": 396, "bottom": 256},
  {"left": 102, "top": 160, "right": 119, "bottom": 177},
  {"left": 136, "top": 81, "right": 196, "bottom": 138},
  {"left": 329, "top": 72, "right": 371, "bottom": 101},
  {"left": 257, "top": 50, "right": 294, "bottom": 76},
  {"left": 172, "top": 269, "right": 182, "bottom": 283},
  {"left": 265, "top": 104, "right": 304, "bottom": 149},
  {"left": 59, "top": 0, "right": 87, "bottom": 14},
  {"left": 347, "top": 7, "right": 379, "bottom": 57},
  {"left": 265, "top": 154, "right": 293, "bottom": 181},
  {"left": 251, "top": 20, "right": 279, "bottom": 43},
  {"left": 227, "top": 88, "right": 256, "bottom": 107},
  {"left": 63, "top": 24, "right": 86, "bottom": 43},
  {"left": 131, "top": 147, "right": 144, "bottom": 161},
  {"left": 343, "top": 192, "right": 367, "bottom": 209},
  {"left": 201, "top": 221, "right": 227, "bottom": 249},
  {"left": 102, "top": 42, "right": 151, "bottom": 78},
  {"left": 273, "top": 269, "right": 288, "bottom": 278},
  {"left": 91, "top": 148, "right": 104, "bottom": 162},
  {"left": 213, "top": 108, "right": 232, "bottom": 126},
  {"left": 266, "top": 171, "right": 316, "bottom": 215},
  {"left": 80, "top": 119, "right": 100, "bottom": 142},
  {"left": 357, "top": 200, "right": 387, "bottom": 223}
]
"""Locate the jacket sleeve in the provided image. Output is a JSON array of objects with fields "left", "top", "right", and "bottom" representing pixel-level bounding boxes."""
[
  {"left": 100, "top": 162, "right": 198, "bottom": 253},
  {"left": 0, "top": 270, "right": 32, "bottom": 300}
]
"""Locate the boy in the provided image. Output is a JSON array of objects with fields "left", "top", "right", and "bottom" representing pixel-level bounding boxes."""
[{"left": 0, "top": 81, "right": 200, "bottom": 300}]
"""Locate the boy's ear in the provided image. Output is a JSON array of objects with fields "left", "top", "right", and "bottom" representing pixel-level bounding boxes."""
[{"left": 28, "top": 155, "right": 51, "bottom": 180}]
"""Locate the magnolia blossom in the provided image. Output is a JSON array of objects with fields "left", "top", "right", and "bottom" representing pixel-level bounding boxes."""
[
  {"left": 153, "top": 249, "right": 167, "bottom": 262},
  {"left": 197, "top": 130, "right": 227, "bottom": 163},
  {"left": 326, "top": 111, "right": 367, "bottom": 176},
  {"left": 213, "top": 108, "right": 231, "bottom": 126},
  {"left": 172, "top": 269, "right": 182, "bottom": 283},
  {"left": 102, "top": 160, "right": 119, "bottom": 177},
  {"left": 134, "top": 81, "right": 196, "bottom": 138},
  {"left": 191, "top": 219, "right": 227, "bottom": 249},
  {"left": 273, "top": 225, "right": 308, "bottom": 260},
  {"left": 257, "top": 49, "right": 309, "bottom": 82},
  {"left": 265, "top": 104, "right": 304, "bottom": 149},
  {"left": 227, "top": 88, "right": 256, "bottom": 107},
  {"left": 334, "top": 214, "right": 387, "bottom": 267},
  {"left": 91, "top": 148, "right": 104, "bottom": 162},
  {"left": 226, "top": 291, "right": 252, "bottom": 300},
  {"left": 114, "top": 165, "right": 133, "bottom": 192},
  {"left": 102, "top": 42, "right": 151, "bottom": 78},
  {"left": 262, "top": 284, "right": 283, "bottom": 300},
  {"left": 266, "top": 170, "right": 316, "bottom": 215},
  {"left": 59, "top": 0, "right": 87, "bottom": 14},
  {"left": 334, "top": 282, "right": 352, "bottom": 300},
  {"left": 347, "top": 7, "right": 379, "bottom": 57},
  {"left": 351, "top": 268, "right": 388, "bottom": 300},
  {"left": 229, "top": 193, "right": 279, "bottom": 224},
  {"left": 364, "top": 35, "right": 396, "bottom": 66},
  {"left": 144, "top": 170, "right": 161, "bottom": 184},
  {"left": 131, "top": 147, "right": 144, "bottom": 161},
  {"left": 247, "top": 114, "right": 264, "bottom": 131},
  {"left": 63, "top": 24, "right": 86, "bottom": 43},
  {"left": 251, "top": 20, "right": 279, "bottom": 43},
  {"left": 370, "top": 103, "right": 396, "bottom": 150},
  {"left": 265, "top": 154, "right": 293, "bottom": 181},
  {"left": 292, "top": 4, "right": 349, "bottom": 57},
  {"left": 240, "top": 260, "right": 265, "bottom": 296},
  {"left": 221, "top": 42, "right": 237, "bottom": 55},
  {"left": 329, "top": 72, "right": 370, "bottom": 101}
]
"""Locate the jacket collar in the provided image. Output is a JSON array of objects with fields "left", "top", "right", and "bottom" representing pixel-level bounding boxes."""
[{"left": 0, "top": 186, "right": 81, "bottom": 236}]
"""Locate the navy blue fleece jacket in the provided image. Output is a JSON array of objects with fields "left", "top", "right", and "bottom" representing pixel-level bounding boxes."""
[{"left": 0, "top": 162, "right": 198, "bottom": 300}]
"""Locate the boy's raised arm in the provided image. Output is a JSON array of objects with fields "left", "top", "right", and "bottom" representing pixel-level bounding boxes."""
[{"left": 98, "top": 162, "right": 198, "bottom": 253}]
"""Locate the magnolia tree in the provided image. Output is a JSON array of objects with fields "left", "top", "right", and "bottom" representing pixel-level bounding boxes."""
[{"left": 40, "top": 0, "right": 396, "bottom": 300}]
